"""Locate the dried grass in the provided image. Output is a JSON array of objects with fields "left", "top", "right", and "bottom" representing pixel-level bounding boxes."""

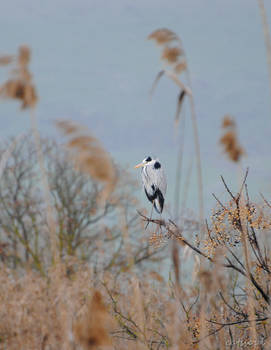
[
  {"left": 0, "top": 260, "right": 116, "bottom": 349},
  {"left": 220, "top": 115, "right": 244, "bottom": 162},
  {"left": 0, "top": 258, "right": 192, "bottom": 349},
  {"left": 0, "top": 55, "right": 13, "bottom": 66},
  {"left": 57, "top": 120, "right": 116, "bottom": 204},
  {"left": 148, "top": 28, "right": 177, "bottom": 45},
  {"left": 174, "top": 61, "right": 187, "bottom": 74},
  {"left": 0, "top": 46, "right": 37, "bottom": 109},
  {"left": 161, "top": 47, "right": 182, "bottom": 63},
  {"left": 74, "top": 291, "right": 115, "bottom": 349},
  {"left": 148, "top": 28, "right": 187, "bottom": 76}
]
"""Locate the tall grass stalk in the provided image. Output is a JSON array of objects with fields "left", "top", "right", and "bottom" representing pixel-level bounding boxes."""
[
  {"left": 163, "top": 69, "right": 204, "bottom": 232},
  {"left": 185, "top": 71, "right": 204, "bottom": 233},
  {"left": 172, "top": 105, "right": 186, "bottom": 284},
  {"left": 173, "top": 106, "right": 186, "bottom": 220},
  {"left": 258, "top": 0, "right": 271, "bottom": 111},
  {"left": 180, "top": 158, "right": 193, "bottom": 214},
  {"left": 238, "top": 165, "right": 258, "bottom": 346},
  {"left": 30, "top": 110, "right": 59, "bottom": 264}
]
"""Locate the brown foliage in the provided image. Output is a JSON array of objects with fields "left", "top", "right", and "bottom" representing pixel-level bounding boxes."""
[
  {"left": 161, "top": 47, "right": 182, "bottom": 63},
  {"left": 0, "top": 45, "right": 38, "bottom": 109},
  {"left": 174, "top": 61, "right": 187, "bottom": 74},
  {"left": 220, "top": 115, "right": 244, "bottom": 162},
  {"left": 0, "top": 260, "right": 116, "bottom": 349},
  {"left": 222, "top": 115, "right": 235, "bottom": 128},
  {"left": 56, "top": 120, "right": 116, "bottom": 204},
  {"left": 148, "top": 28, "right": 177, "bottom": 45},
  {"left": 148, "top": 28, "right": 187, "bottom": 76},
  {"left": 0, "top": 55, "right": 13, "bottom": 65},
  {"left": 74, "top": 291, "right": 115, "bottom": 349}
]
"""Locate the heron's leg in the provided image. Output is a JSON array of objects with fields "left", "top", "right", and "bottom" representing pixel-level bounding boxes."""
[
  {"left": 159, "top": 213, "right": 163, "bottom": 234},
  {"left": 145, "top": 201, "right": 154, "bottom": 230},
  {"left": 150, "top": 201, "right": 154, "bottom": 220}
]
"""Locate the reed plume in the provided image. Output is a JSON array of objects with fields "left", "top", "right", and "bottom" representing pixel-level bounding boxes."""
[
  {"left": 148, "top": 28, "right": 187, "bottom": 83},
  {"left": 74, "top": 290, "right": 114, "bottom": 349},
  {"left": 148, "top": 28, "right": 178, "bottom": 45},
  {"left": 56, "top": 120, "right": 116, "bottom": 204},
  {"left": 0, "top": 55, "right": 13, "bottom": 66},
  {"left": 0, "top": 46, "right": 37, "bottom": 109},
  {"left": 220, "top": 115, "right": 244, "bottom": 162}
]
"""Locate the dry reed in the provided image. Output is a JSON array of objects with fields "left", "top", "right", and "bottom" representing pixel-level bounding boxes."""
[
  {"left": 258, "top": 0, "right": 271, "bottom": 112},
  {"left": 148, "top": 28, "right": 187, "bottom": 77},
  {"left": 148, "top": 29, "right": 205, "bottom": 309},
  {"left": 148, "top": 28, "right": 204, "bottom": 235},
  {"left": 0, "top": 46, "right": 37, "bottom": 109},
  {"left": 74, "top": 290, "right": 115, "bottom": 349},
  {"left": 56, "top": 120, "right": 116, "bottom": 205},
  {"left": 220, "top": 115, "right": 244, "bottom": 162},
  {"left": 148, "top": 28, "right": 178, "bottom": 45}
]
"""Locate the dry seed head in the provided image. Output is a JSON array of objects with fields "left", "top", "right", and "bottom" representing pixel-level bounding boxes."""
[
  {"left": 0, "top": 80, "right": 37, "bottom": 109},
  {"left": 220, "top": 116, "right": 244, "bottom": 162},
  {"left": 220, "top": 131, "right": 244, "bottom": 162},
  {"left": 74, "top": 291, "right": 114, "bottom": 349},
  {"left": 199, "top": 270, "right": 213, "bottom": 290},
  {"left": 0, "top": 45, "right": 37, "bottom": 109},
  {"left": 222, "top": 115, "right": 235, "bottom": 128},
  {"left": 148, "top": 28, "right": 177, "bottom": 45},
  {"left": 148, "top": 28, "right": 187, "bottom": 79},
  {"left": 22, "top": 83, "right": 37, "bottom": 108},
  {"left": 174, "top": 61, "right": 187, "bottom": 74},
  {"left": 0, "top": 80, "right": 25, "bottom": 99},
  {"left": 149, "top": 233, "right": 165, "bottom": 248},
  {"left": 149, "top": 270, "right": 164, "bottom": 283},
  {"left": 162, "top": 46, "right": 182, "bottom": 64},
  {"left": 56, "top": 120, "right": 78, "bottom": 135},
  {"left": 220, "top": 130, "right": 235, "bottom": 150},
  {"left": 56, "top": 120, "right": 116, "bottom": 203},
  {"left": 18, "top": 45, "right": 31, "bottom": 67},
  {"left": 0, "top": 55, "right": 13, "bottom": 66}
]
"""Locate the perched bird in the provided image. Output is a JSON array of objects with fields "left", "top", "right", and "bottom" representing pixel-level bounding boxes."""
[{"left": 135, "top": 156, "right": 167, "bottom": 214}]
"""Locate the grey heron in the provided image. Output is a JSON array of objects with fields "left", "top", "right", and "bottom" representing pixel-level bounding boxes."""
[{"left": 135, "top": 156, "right": 167, "bottom": 214}]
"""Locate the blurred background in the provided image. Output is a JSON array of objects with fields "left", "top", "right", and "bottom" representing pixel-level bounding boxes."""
[{"left": 1, "top": 0, "right": 271, "bottom": 214}]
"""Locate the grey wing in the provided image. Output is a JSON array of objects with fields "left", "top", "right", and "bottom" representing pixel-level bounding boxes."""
[{"left": 149, "top": 166, "right": 167, "bottom": 197}]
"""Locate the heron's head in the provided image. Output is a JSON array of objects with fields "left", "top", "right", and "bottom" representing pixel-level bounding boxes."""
[{"left": 134, "top": 156, "right": 154, "bottom": 169}]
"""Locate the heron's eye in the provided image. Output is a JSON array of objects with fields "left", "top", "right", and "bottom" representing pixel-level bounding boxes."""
[
  {"left": 145, "top": 156, "right": 152, "bottom": 162},
  {"left": 154, "top": 162, "right": 161, "bottom": 169}
]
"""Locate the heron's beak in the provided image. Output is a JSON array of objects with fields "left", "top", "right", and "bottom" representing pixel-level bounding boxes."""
[{"left": 134, "top": 162, "right": 145, "bottom": 169}]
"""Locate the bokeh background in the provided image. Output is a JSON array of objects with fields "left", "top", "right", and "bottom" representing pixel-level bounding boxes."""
[{"left": 1, "top": 0, "right": 271, "bottom": 215}]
